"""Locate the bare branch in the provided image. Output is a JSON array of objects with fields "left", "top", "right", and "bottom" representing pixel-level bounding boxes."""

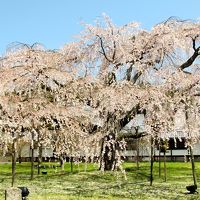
[
  {"left": 112, "top": 41, "right": 116, "bottom": 61},
  {"left": 96, "top": 35, "right": 113, "bottom": 62},
  {"left": 192, "top": 38, "right": 196, "bottom": 51},
  {"left": 192, "top": 35, "right": 200, "bottom": 51}
]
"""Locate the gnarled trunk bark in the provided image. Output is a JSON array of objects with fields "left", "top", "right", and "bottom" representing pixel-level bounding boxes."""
[{"left": 99, "top": 134, "right": 117, "bottom": 171}]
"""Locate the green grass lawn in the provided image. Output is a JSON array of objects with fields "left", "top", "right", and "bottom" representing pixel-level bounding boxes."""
[{"left": 0, "top": 161, "right": 200, "bottom": 200}]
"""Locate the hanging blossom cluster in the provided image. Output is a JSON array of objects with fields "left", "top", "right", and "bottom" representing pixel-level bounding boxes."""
[
  {"left": 0, "top": 16, "right": 200, "bottom": 170},
  {"left": 0, "top": 44, "right": 102, "bottom": 160}
]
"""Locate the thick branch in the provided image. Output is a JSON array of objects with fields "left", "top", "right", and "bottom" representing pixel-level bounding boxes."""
[
  {"left": 179, "top": 38, "right": 200, "bottom": 70},
  {"left": 179, "top": 49, "right": 200, "bottom": 70},
  {"left": 132, "top": 71, "right": 142, "bottom": 84},
  {"left": 126, "top": 64, "right": 133, "bottom": 81},
  {"left": 119, "top": 104, "right": 140, "bottom": 128}
]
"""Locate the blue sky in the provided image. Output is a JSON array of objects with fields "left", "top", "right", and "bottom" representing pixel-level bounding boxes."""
[{"left": 0, "top": 0, "right": 199, "bottom": 55}]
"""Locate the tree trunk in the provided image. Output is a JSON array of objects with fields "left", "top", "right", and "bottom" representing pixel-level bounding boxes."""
[
  {"left": 70, "top": 156, "right": 73, "bottom": 173},
  {"left": 60, "top": 156, "right": 65, "bottom": 171},
  {"left": 158, "top": 144, "right": 161, "bottom": 178},
  {"left": 164, "top": 151, "right": 167, "bottom": 182},
  {"left": 62, "top": 160, "right": 65, "bottom": 171},
  {"left": 136, "top": 138, "right": 140, "bottom": 170},
  {"left": 30, "top": 132, "right": 34, "bottom": 180},
  {"left": 30, "top": 146, "right": 34, "bottom": 180},
  {"left": 99, "top": 135, "right": 116, "bottom": 171},
  {"left": 84, "top": 157, "right": 88, "bottom": 172},
  {"left": 38, "top": 144, "right": 42, "bottom": 175},
  {"left": 98, "top": 107, "right": 141, "bottom": 171},
  {"left": 189, "top": 145, "right": 197, "bottom": 186},
  {"left": 150, "top": 136, "right": 154, "bottom": 186},
  {"left": 18, "top": 148, "right": 22, "bottom": 164},
  {"left": 11, "top": 140, "right": 17, "bottom": 187}
]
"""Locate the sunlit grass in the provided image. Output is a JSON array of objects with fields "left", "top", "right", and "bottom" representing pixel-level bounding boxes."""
[{"left": 0, "top": 161, "right": 200, "bottom": 199}]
